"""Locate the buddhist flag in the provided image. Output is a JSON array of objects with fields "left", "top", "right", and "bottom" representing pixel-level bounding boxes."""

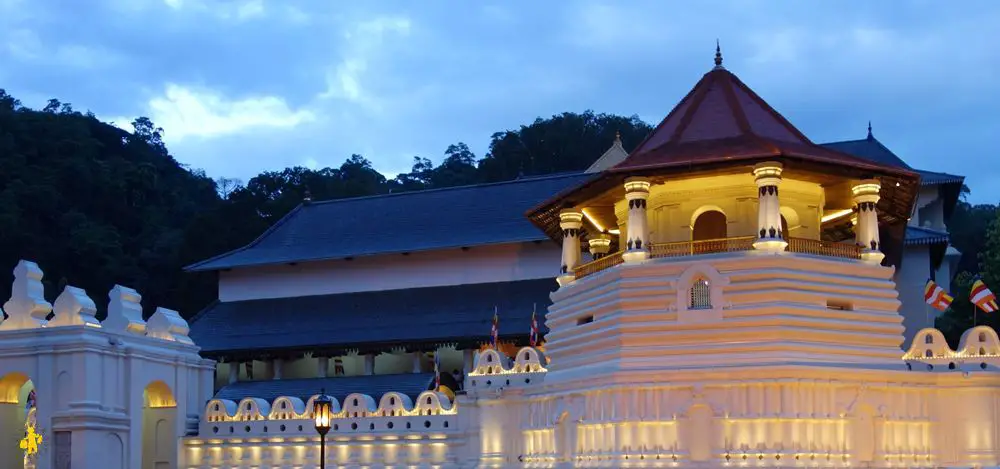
[
  {"left": 971, "top": 276, "right": 999, "bottom": 313},
  {"left": 924, "top": 279, "right": 954, "bottom": 312},
  {"left": 529, "top": 304, "right": 539, "bottom": 347},
  {"left": 490, "top": 307, "right": 499, "bottom": 349}
]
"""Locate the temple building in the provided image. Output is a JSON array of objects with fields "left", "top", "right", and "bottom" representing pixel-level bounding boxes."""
[
  {"left": 4, "top": 48, "right": 988, "bottom": 469},
  {"left": 165, "top": 50, "right": 995, "bottom": 469}
]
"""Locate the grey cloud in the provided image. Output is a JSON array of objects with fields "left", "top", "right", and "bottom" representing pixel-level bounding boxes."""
[{"left": 1, "top": 0, "right": 997, "bottom": 201}]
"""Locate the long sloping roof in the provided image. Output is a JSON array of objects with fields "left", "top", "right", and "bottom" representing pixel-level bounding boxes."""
[
  {"left": 186, "top": 172, "right": 593, "bottom": 272},
  {"left": 189, "top": 279, "right": 555, "bottom": 357},
  {"left": 214, "top": 373, "right": 434, "bottom": 403}
]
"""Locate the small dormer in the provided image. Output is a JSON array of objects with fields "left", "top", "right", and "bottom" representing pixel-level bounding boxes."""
[{"left": 586, "top": 132, "right": 629, "bottom": 173}]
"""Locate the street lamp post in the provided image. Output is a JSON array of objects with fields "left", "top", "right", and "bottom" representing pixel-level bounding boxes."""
[{"left": 313, "top": 389, "right": 332, "bottom": 469}]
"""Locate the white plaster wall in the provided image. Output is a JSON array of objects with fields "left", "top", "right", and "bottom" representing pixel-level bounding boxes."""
[
  {"left": 897, "top": 246, "right": 934, "bottom": 349},
  {"left": 219, "top": 241, "right": 560, "bottom": 302},
  {"left": 911, "top": 186, "right": 945, "bottom": 230}
]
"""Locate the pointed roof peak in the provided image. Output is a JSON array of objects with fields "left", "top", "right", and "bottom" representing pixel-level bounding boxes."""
[
  {"left": 613, "top": 63, "right": 906, "bottom": 174},
  {"left": 867, "top": 121, "right": 874, "bottom": 140},
  {"left": 714, "top": 39, "right": 724, "bottom": 70},
  {"left": 585, "top": 130, "right": 629, "bottom": 173}
]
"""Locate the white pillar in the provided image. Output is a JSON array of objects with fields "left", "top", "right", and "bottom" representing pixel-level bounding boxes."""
[
  {"left": 228, "top": 363, "right": 238, "bottom": 384},
  {"left": 852, "top": 179, "right": 885, "bottom": 264},
  {"left": 463, "top": 349, "right": 475, "bottom": 374},
  {"left": 752, "top": 162, "right": 788, "bottom": 252},
  {"left": 272, "top": 359, "right": 283, "bottom": 380},
  {"left": 317, "top": 357, "right": 329, "bottom": 378},
  {"left": 588, "top": 233, "right": 611, "bottom": 260},
  {"left": 412, "top": 351, "right": 423, "bottom": 373},
  {"left": 623, "top": 177, "right": 651, "bottom": 262},
  {"left": 364, "top": 354, "right": 375, "bottom": 375},
  {"left": 557, "top": 210, "right": 583, "bottom": 286}
]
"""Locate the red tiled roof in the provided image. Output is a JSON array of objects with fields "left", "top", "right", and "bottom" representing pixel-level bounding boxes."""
[{"left": 613, "top": 65, "right": 905, "bottom": 174}]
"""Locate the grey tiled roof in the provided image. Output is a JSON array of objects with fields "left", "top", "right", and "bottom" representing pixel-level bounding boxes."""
[
  {"left": 189, "top": 279, "right": 556, "bottom": 356},
  {"left": 904, "top": 226, "right": 950, "bottom": 246},
  {"left": 821, "top": 137, "right": 913, "bottom": 169},
  {"left": 186, "top": 172, "right": 594, "bottom": 271},
  {"left": 214, "top": 373, "right": 434, "bottom": 403},
  {"left": 916, "top": 169, "right": 964, "bottom": 186},
  {"left": 820, "top": 137, "right": 964, "bottom": 186}
]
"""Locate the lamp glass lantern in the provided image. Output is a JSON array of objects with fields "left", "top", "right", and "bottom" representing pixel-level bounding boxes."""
[
  {"left": 314, "top": 393, "right": 332, "bottom": 435},
  {"left": 313, "top": 390, "right": 332, "bottom": 469}
]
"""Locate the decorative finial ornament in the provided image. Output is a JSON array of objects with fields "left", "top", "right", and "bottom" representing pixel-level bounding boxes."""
[
  {"left": 303, "top": 189, "right": 313, "bottom": 203},
  {"left": 714, "top": 39, "right": 724, "bottom": 69},
  {"left": 615, "top": 130, "right": 621, "bottom": 142},
  {"left": 867, "top": 121, "right": 873, "bottom": 139}
]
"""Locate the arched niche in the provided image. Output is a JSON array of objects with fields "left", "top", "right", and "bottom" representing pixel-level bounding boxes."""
[
  {"left": 691, "top": 207, "right": 728, "bottom": 242},
  {"left": 0, "top": 372, "right": 35, "bottom": 469},
  {"left": 142, "top": 380, "right": 177, "bottom": 469},
  {"left": 779, "top": 206, "right": 798, "bottom": 236},
  {"left": 675, "top": 264, "right": 730, "bottom": 323}
]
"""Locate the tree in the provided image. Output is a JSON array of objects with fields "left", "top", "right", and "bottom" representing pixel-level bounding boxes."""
[
  {"left": 0, "top": 89, "right": 20, "bottom": 111},
  {"left": 477, "top": 110, "right": 652, "bottom": 182},
  {"left": 937, "top": 208, "right": 1000, "bottom": 346},
  {"left": 215, "top": 177, "right": 244, "bottom": 199},
  {"left": 429, "top": 142, "right": 479, "bottom": 187}
]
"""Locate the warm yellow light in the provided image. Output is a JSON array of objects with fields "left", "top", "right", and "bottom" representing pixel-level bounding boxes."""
[
  {"left": 623, "top": 178, "right": 651, "bottom": 193},
  {"left": 821, "top": 209, "right": 854, "bottom": 223},
  {"left": 581, "top": 208, "right": 604, "bottom": 232}
]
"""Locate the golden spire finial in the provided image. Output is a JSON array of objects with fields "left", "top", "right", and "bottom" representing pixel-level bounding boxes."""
[{"left": 714, "top": 39, "right": 724, "bottom": 69}]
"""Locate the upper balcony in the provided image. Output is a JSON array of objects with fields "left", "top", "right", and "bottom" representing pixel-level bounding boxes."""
[{"left": 574, "top": 235, "right": 863, "bottom": 280}]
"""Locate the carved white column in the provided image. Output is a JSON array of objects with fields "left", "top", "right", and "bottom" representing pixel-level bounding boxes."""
[
  {"left": 557, "top": 210, "right": 583, "bottom": 286},
  {"left": 588, "top": 233, "right": 611, "bottom": 260},
  {"left": 364, "top": 354, "right": 376, "bottom": 375},
  {"left": 228, "top": 363, "right": 239, "bottom": 384},
  {"left": 463, "top": 349, "right": 474, "bottom": 374},
  {"left": 411, "top": 351, "right": 422, "bottom": 373},
  {"left": 273, "top": 359, "right": 284, "bottom": 380},
  {"left": 852, "top": 179, "right": 885, "bottom": 264},
  {"left": 317, "top": 356, "right": 329, "bottom": 378},
  {"left": 752, "top": 162, "right": 788, "bottom": 252},
  {"left": 623, "top": 177, "right": 651, "bottom": 262}
]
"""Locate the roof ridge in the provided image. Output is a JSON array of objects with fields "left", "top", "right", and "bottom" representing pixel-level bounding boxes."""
[
  {"left": 183, "top": 204, "right": 306, "bottom": 271},
  {"left": 306, "top": 171, "right": 587, "bottom": 207}
]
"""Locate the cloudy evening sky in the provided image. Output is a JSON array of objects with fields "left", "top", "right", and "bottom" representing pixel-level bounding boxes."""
[{"left": 1, "top": 0, "right": 998, "bottom": 201}]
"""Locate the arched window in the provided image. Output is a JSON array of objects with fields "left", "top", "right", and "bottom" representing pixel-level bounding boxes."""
[
  {"left": 692, "top": 210, "right": 727, "bottom": 242},
  {"left": 979, "top": 332, "right": 987, "bottom": 343},
  {"left": 780, "top": 215, "right": 789, "bottom": 238},
  {"left": 925, "top": 335, "right": 934, "bottom": 345},
  {"left": 925, "top": 349, "right": 933, "bottom": 358},
  {"left": 689, "top": 278, "right": 711, "bottom": 309}
]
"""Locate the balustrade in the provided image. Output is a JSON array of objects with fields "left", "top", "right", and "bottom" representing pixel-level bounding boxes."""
[{"left": 574, "top": 236, "right": 862, "bottom": 280}]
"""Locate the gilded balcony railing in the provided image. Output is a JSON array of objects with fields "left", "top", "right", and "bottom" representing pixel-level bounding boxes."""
[
  {"left": 650, "top": 236, "right": 756, "bottom": 258},
  {"left": 786, "top": 237, "right": 862, "bottom": 260},
  {"left": 574, "top": 251, "right": 624, "bottom": 279},
  {"left": 572, "top": 235, "right": 863, "bottom": 280}
]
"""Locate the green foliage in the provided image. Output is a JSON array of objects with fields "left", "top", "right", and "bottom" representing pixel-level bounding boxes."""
[
  {"left": 0, "top": 91, "right": 651, "bottom": 318},
  {"left": 937, "top": 206, "right": 1000, "bottom": 346}
]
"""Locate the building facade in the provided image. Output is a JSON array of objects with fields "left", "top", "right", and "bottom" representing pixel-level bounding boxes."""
[{"left": 1, "top": 52, "right": 985, "bottom": 469}]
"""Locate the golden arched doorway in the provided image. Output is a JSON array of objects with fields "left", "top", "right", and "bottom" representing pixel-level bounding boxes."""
[{"left": 692, "top": 210, "right": 727, "bottom": 241}]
